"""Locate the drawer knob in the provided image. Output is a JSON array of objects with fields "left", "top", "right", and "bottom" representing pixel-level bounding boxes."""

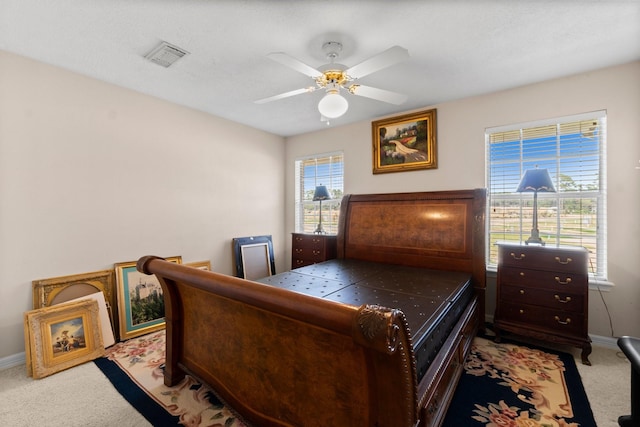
[
  {"left": 554, "top": 276, "right": 572, "bottom": 285},
  {"left": 554, "top": 316, "right": 571, "bottom": 325},
  {"left": 519, "top": 289, "right": 525, "bottom": 295},
  {"left": 510, "top": 252, "right": 526, "bottom": 260},
  {"left": 313, "top": 250, "right": 320, "bottom": 255},
  {"left": 554, "top": 294, "right": 572, "bottom": 303},
  {"left": 519, "top": 309, "right": 524, "bottom": 314},
  {"left": 295, "top": 248, "right": 303, "bottom": 254},
  {"left": 555, "top": 256, "right": 573, "bottom": 265}
]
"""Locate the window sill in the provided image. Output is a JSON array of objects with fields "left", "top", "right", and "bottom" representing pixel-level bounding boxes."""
[{"left": 588, "top": 278, "right": 614, "bottom": 291}]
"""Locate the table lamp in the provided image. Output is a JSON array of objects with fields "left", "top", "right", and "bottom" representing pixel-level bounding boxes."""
[
  {"left": 313, "top": 185, "right": 331, "bottom": 234},
  {"left": 517, "top": 168, "right": 556, "bottom": 245}
]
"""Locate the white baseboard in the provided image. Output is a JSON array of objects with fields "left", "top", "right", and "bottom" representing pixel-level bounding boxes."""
[
  {"left": 0, "top": 352, "right": 25, "bottom": 371},
  {"left": 590, "top": 334, "right": 619, "bottom": 350}
]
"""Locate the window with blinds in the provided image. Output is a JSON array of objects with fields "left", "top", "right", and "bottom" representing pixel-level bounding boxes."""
[
  {"left": 295, "top": 152, "right": 344, "bottom": 234},
  {"left": 486, "top": 111, "right": 607, "bottom": 279}
]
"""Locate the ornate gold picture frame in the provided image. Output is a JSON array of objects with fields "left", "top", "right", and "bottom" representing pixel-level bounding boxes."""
[
  {"left": 372, "top": 108, "right": 437, "bottom": 174},
  {"left": 32, "top": 270, "right": 117, "bottom": 339},
  {"left": 24, "top": 299, "right": 105, "bottom": 379},
  {"left": 186, "top": 260, "right": 211, "bottom": 271},
  {"left": 115, "top": 256, "right": 182, "bottom": 340}
]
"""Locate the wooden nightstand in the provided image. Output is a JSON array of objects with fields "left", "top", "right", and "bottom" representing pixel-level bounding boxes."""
[
  {"left": 494, "top": 242, "right": 592, "bottom": 365},
  {"left": 291, "top": 233, "right": 337, "bottom": 269}
]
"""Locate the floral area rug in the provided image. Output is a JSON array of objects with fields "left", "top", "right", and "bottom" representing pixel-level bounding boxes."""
[
  {"left": 95, "top": 330, "right": 595, "bottom": 427},
  {"left": 442, "top": 336, "right": 596, "bottom": 427},
  {"left": 94, "top": 330, "right": 247, "bottom": 427}
]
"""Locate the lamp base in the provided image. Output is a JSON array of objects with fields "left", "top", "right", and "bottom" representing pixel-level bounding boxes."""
[
  {"left": 313, "top": 225, "right": 326, "bottom": 234},
  {"left": 525, "top": 229, "right": 545, "bottom": 246},
  {"left": 524, "top": 236, "right": 545, "bottom": 246}
]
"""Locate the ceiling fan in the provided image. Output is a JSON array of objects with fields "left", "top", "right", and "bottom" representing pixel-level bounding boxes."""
[{"left": 255, "top": 42, "right": 410, "bottom": 120}]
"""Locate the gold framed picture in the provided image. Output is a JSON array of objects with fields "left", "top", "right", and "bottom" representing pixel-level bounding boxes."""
[
  {"left": 24, "top": 299, "right": 105, "bottom": 379},
  {"left": 115, "top": 256, "right": 182, "bottom": 340},
  {"left": 372, "top": 108, "right": 437, "bottom": 174},
  {"left": 32, "top": 269, "right": 117, "bottom": 339},
  {"left": 186, "top": 260, "right": 211, "bottom": 271}
]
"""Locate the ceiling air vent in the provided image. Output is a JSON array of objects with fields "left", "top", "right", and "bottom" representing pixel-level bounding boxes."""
[{"left": 144, "top": 41, "right": 189, "bottom": 68}]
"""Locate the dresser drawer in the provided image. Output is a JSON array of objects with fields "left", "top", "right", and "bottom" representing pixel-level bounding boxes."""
[
  {"left": 499, "top": 245, "right": 588, "bottom": 274},
  {"left": 292, "top": 234, "right": 327, "bottom": 249},
  {"left": 499, "top": 283, "right": 585, "bottom": 313},
  {"left": 291, "top": 233, "right": 337, "bottom": 269},
  {"left": 499, "top": 301, "right": 586, "bottom": 337},
  {"left": 292, "top": 257, "right": 310, "bottom": 268},
  {"left": 499, "top": 266, "right": 587, "bottom": 293},
  {"left": 293, "top": 247, "right": 327, "bottom": 262}
]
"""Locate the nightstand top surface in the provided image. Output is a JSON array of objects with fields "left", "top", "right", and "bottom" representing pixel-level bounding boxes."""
[{"left": 496, "top": 241, "right": 588, "bottom": 253}]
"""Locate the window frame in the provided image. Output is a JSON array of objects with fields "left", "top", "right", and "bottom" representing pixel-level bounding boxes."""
[
  {"left": 294, "top": 151, "right": 344, "bottom": 235},
  {"left": 485, "top": 111, "right": 607, "bottom": 282}
]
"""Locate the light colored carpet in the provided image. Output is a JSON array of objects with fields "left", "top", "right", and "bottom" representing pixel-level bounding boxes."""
[
  {"left": 0, "top": 343, "right": 631, "bottom": 426},
  {"left": 0, "top": 361, "right": 151, "bottom": 427},
  {"left": 576, "top": 345, "right": 631, "bottom": 427}
]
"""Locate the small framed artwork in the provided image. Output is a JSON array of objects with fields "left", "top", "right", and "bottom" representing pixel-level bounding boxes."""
[
  {"left": 232, "top": 235, "right": 275, "bottom": 280},
  {"left": 115, "top": 256, "right": 182, "bottom": 341},
  {"left": 32, "top": 270, "right": 117, "bottom": 339},
  {"left": 186, "top": 260, "right": 211, "bottom": 271},
  {"left": 24, "top": 299, "right": 105, "bottom": 379},
  {"left": 372, "top": 108, "right": 437, "bottom": 174},
  {"left": 64, "top": 292, "right": 115, "bottom": 348}
]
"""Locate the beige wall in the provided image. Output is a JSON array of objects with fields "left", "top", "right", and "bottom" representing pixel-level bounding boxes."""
[
  {"left": 0, "top": 51, "right": 286, "bottom": 358},
  {"left": 286, "top": 61, "right": 640, "bottom": 339}
]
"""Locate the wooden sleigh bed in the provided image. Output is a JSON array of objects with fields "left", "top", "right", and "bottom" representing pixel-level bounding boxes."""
[{"left": 137, "top": 188, "right": 486, "bottom": 427}]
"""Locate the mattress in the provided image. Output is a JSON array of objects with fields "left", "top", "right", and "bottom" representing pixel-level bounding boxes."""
[{"left": 257, "top": 259, "right": 473, "bottom": 382}]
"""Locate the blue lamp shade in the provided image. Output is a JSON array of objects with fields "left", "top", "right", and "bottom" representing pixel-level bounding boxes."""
[
  {"left": 516, "top": 168, "right": 556, "bottom": 193},
  {"left": 313, "top": 185, "right": 331, "bottom": 201}
]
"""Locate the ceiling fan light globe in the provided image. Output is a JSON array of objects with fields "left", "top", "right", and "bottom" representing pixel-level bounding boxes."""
[{"left": 318, "top": 93, "right": 348, "bottom": 118}]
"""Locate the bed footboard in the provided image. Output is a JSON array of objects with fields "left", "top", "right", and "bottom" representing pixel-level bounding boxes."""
[{"left": 137, "top": 256, "right": 419, "bottom": 427}]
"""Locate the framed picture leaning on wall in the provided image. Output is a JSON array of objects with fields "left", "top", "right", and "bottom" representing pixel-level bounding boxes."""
[
  {"left": 115, "top": 256, "right": 182, "bottom": 340},
  {"left": 186, "top": 260, "right": 211, "bottom": 271},
  {"left": 32, "top": 269, "right": 117, "bottom": 341},
  {"left": 24, "top": 299, "right": 105, "bottom": 379}
]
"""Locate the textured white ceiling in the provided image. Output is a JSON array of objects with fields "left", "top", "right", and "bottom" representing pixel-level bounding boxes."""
[{"left": 1, "top": 0, "right": 639, "bottom": 137}]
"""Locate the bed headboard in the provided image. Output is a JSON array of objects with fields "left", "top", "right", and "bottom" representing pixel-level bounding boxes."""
[{"left": 337, "top": 188, "right": 486, "bottom": 311}]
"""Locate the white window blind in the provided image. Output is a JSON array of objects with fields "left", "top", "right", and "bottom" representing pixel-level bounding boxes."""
[
  {"left": 486, "top": 111, "right": 607, "bottom": 279},
  {"left": 295, "top": 152, "right": 344, "bottom": 234}
]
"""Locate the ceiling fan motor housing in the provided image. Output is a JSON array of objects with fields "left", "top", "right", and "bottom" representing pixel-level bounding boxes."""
[{"left": 316, "top": 70, "right": 348, "bottom": 88}]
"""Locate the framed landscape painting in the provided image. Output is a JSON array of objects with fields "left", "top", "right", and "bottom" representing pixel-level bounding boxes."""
[
  {"left": 115, "top": 256, "right": 182, "bottom": 340},
  {"left": 372, "top": 108, "right": 437, "bottom": 174}
]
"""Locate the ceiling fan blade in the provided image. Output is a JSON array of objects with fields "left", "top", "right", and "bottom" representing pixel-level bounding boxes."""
[
  {"left": 267, "top": 52, "right": 323, "bottom": 78},
  {"left": 349, "top": 85, "right": 408, "bottom": 105},
  {"left": 254, "top": 87, "right": 317, "bottom": 104},
  {"left": 346, "top": 46, "right": 409, "bottom": 79}
]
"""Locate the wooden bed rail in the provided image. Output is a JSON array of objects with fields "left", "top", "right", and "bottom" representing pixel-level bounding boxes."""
[{"left": 137, "top": 255, "right": 419, "bottom": 427}]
